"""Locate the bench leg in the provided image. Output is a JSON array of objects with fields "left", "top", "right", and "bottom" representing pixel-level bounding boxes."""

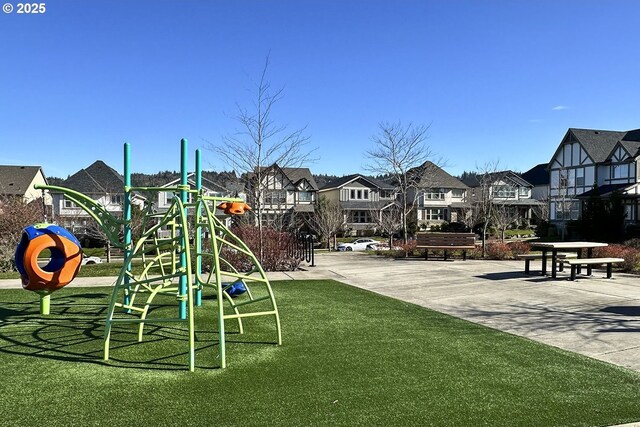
[
  {"left": 524, "top": 259, "right": 530, "bottom": 275},
  {"left": 607, "top": 263, "right": 612, "bottom": 278},
  {"left": 424, "top": 250, "right": 429, "bottom": 260},
  {"left": 570, "top": 265, "right": 577, "bottom": 281},
  {"left": 444, "top": 250, "right": 448, "bottom": 261},
  {"left": 462, "top": 250, "right": 467, "bottom": 261},
  {"left": 587, "top": 265, "right": 593, "bottom": 276},
  {"left": 559, "top": 261, "right": 564, "bottom": 272}
]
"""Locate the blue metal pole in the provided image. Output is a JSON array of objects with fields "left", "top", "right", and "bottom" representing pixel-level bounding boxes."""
[
  {"left": 195, "top": 149, "right": 203, "bottom": 307},
  {"left": 123, "top": 143, "right": 132, "bottom": 309},
  {"left": 179, "top": 139, "right": 188, "bottom": 319}
]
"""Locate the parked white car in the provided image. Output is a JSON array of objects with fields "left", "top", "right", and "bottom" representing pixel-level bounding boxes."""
[
  {"left": 81, "top": 255, "right": 103, "bottom": 265},
  {"left": 337, "top": 238, "right": 379, "bottom": 251}
]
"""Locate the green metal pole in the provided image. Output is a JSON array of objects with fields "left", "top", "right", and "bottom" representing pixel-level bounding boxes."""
[
  {"left": 179, "top": 139, "right": 188, "bottom": 319},
  {"left": 39, "top": 293, "right": 50, "bottom": 315},
  {"left": 195, "top": 149, "right": 203, "bottom": 307},
  {"left": 123, "top": 143, "right": 132, "bottom": 309}
]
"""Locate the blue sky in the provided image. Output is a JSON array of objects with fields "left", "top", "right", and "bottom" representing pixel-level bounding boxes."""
[{"left": 1, "top": 0, "right": 639, "bottom": 179}]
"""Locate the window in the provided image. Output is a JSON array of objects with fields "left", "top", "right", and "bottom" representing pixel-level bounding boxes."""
[
  {"left": 518, "top": 187, "right": 529, "bottom": 197},
  {"left": 63, "top": 197, "right": 77, "bottom": 208},
  {"left": 265, "top": 190, "right": 286, "bottom": 204},
  {"left": 452, "top": 189, "right": 464, "bottom": 198},
  {"left": 576, "top": 168, "right": 585, "bottom": 187},
  {"left": 494, "top": 185, "right": 516, "bottom": 198},
  {"left": 424, "top": 189, "right": 445, "bottom": 200},
  {"left": 349, "top": 189, "right": 369, "bottom": 200},
  {"left": 110, "top": 194, "right": 123, "bottom": 205},
  {"left": 612, "top": 164, "right": 628, "bottom": 179},
  {"left": 298, "top": 191, "right": 312, "bottom": 202},
  {"left": 351, "top": 211, "right": 371, "bottom": 223},
  {"left": 426, "top": 208, "right": 444, "bottom": 220},
  {"left": 380, "top": 190, "right": 394, "bottom": 199}
]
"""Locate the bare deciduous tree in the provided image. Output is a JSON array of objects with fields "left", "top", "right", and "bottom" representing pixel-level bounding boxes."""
[
  {"left": 310, "top": 196, "right": 345, "bottom": 250},
  {"left": 206, "top": 54, "right": 315, "bottom": 262},
  {"left": 366, "top": 121, "right": 433, "bottom": 243},
  {"left": 0, "top": 195, "right": 44, "bottom": 271},
  {"left": 369, "top": 202, "right": 402, "bottom": 248}
]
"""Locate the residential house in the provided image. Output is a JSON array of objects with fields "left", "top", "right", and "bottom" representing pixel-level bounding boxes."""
[
  {"left": 49, "top": 160, "right": 145, "bottom": 244},
  {"left": 247, "top": 165, "right": 318, "bottom": 228},
  {"left": 318, "top": 174, "right": 396, "bottom": 236},
  {"left": 521, "top": 163, "right": 550, "bottom": 202},
  {"left": 548, "top": 128, "right": 640, "bottom": 225},
  {"left": 410, "top": 161, "right": 470, "bottom": 229},
  {"left": 0, "top": 165, "right": 52, "bottom": 206},
  {"left": 156, "top": 173, "right": 235, "bottom": 212},
  {"left": 463, "top": 170, "right": 543, "bottom": 227}
]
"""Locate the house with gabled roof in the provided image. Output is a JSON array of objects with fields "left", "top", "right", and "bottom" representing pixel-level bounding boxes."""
[
  {"left": 463, "top": 170, "right": 544, "bottom": 226},
  {"left": 0, "top": 165, "right": 51, "bottom": 205},
  {"left": 548, "top": 128, "right": 640, "bottom": 224},
  {"left": 409, "top": 161, "right": 470, "bottom": 229},
  {"left": 247, "top": 164, "right": 318, "bottom": 227},
  {"left": 157, "top": 173, "right": 235, "bottom": 212},
  {"left": 318, "top": 174, "right": 397, "bottom": 236},
  {"left": 521, "top": 163, "right": 549, "bottom": 201},
  {"left": 49, "top": 160, "right": 145, "bottom": 242}
]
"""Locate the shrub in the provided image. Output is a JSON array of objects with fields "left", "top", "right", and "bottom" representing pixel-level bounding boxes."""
[
  {"left": 485, "top": 242, "right": 512, "bottom": 260},
  {"left": 507, "top": 241, "right": 531, "bottom": 256},
  {"left": 593, "top": 244, "right": 640, "bottom": 273},
  {"left": 202, "top": 225, "right": 301, "bottom": 272},
  {"left": 622, "top": 238, "right": 640, "bottom": 249}
]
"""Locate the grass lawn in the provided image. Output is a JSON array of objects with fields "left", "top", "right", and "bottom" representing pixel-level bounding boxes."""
[{"left": 1, "top": 280, "right": 640, "bottom": 427}]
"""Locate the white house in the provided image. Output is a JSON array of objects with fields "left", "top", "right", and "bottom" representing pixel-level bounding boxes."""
[{"left": 548, "top": 128, "right": 640, "bottom": 224}]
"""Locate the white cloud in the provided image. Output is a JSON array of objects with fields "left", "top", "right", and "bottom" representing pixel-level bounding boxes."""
[{"left": 552, "top": 105, "right": 569, "bottom": 111}]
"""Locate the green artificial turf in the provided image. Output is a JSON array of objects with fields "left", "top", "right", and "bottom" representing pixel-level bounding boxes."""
[{"left": 1, "top": 280, "right": 639, "bottom": 427}]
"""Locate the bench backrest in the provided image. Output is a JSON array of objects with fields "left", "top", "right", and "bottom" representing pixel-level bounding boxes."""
[{"left": 415, "top": 232, "right": 476, "bottom": 247}]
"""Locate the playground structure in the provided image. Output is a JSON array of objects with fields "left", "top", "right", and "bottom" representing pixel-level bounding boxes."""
[
  {"left": 15, "top": 223, "right": 83, "bottom": 314},
  {"left": 28, "top": 139, "right": 281, "bottom": 371}
]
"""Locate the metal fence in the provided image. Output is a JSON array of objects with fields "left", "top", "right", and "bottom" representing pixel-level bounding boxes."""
[{"left": 288, "top": 234, "right": 316, "bottom": 267}]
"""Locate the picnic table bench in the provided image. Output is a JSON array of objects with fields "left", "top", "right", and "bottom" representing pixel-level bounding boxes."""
[
  {"left": 517, "top": 252, "right": 577, "bottom": 274},
  {"left": 563, "top": 257, "right": 625, "bottom": 281},
  {"left": 415, "top": 232, "right": 476, "bottom": 261}
]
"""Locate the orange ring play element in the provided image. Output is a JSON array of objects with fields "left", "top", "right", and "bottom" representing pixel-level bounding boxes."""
[
  {"left": 21, "top": 233, "right": 82, "bottom": 293},
  {"left": 217, "top": 202, "right": 252, "bottom": 215}
]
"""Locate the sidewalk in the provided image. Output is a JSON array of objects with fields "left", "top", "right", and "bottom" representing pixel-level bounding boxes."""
[{"left": 3, "top": 252, "right": 640, "bottom": 374}]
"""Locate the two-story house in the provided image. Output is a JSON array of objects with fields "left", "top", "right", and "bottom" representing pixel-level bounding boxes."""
[
  {"left": 410, "top": 161, "right": 470, "bottom": 229},
  {"left": 548, "top": 128, "right": 640, "bottom": 225},
  {"left": 0, "top": 165, "right": 52, "bottom": 207},
  {"left": 247, "top": 164, "right": 318, "bottom": 228},
  {"left": 157, "top": 173, "right": 234, "bottom": 212},
  {"left": 318, "top": 174, "right": 396, "bottom": 236},
  {"left": 464, "top": 170, "right": 543, "bottom": 227},
  {"left": 49, "top": 160, "right": 145, "bottom": 244}
]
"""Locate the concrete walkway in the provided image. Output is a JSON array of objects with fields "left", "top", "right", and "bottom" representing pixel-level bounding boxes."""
[{"left": 3, "top": 252, "right": 640, "bottom": 373}]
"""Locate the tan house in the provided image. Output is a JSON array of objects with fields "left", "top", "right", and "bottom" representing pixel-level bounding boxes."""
[{"left": 0, "top": 165, "right": 52, "bottom": 205}]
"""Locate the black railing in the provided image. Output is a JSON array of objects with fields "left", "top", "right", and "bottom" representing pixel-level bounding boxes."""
[{"left": 288, "top": 234, "right": 315, "bottom": 267}]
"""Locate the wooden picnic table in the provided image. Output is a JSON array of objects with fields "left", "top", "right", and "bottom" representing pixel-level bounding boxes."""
[{"left": 530, "top": 241, "right": 609, "bottom": 279}]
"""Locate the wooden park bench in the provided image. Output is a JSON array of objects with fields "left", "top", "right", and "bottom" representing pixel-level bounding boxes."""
[
  {"left": 563, "top": 257, "right": 625, "bottom": 281},
  {"left": 415, "top": 232, "right": 476, "bottom": 261},
  {"left": 517, "top": 252, "right": 577, "bottom": 274}
]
